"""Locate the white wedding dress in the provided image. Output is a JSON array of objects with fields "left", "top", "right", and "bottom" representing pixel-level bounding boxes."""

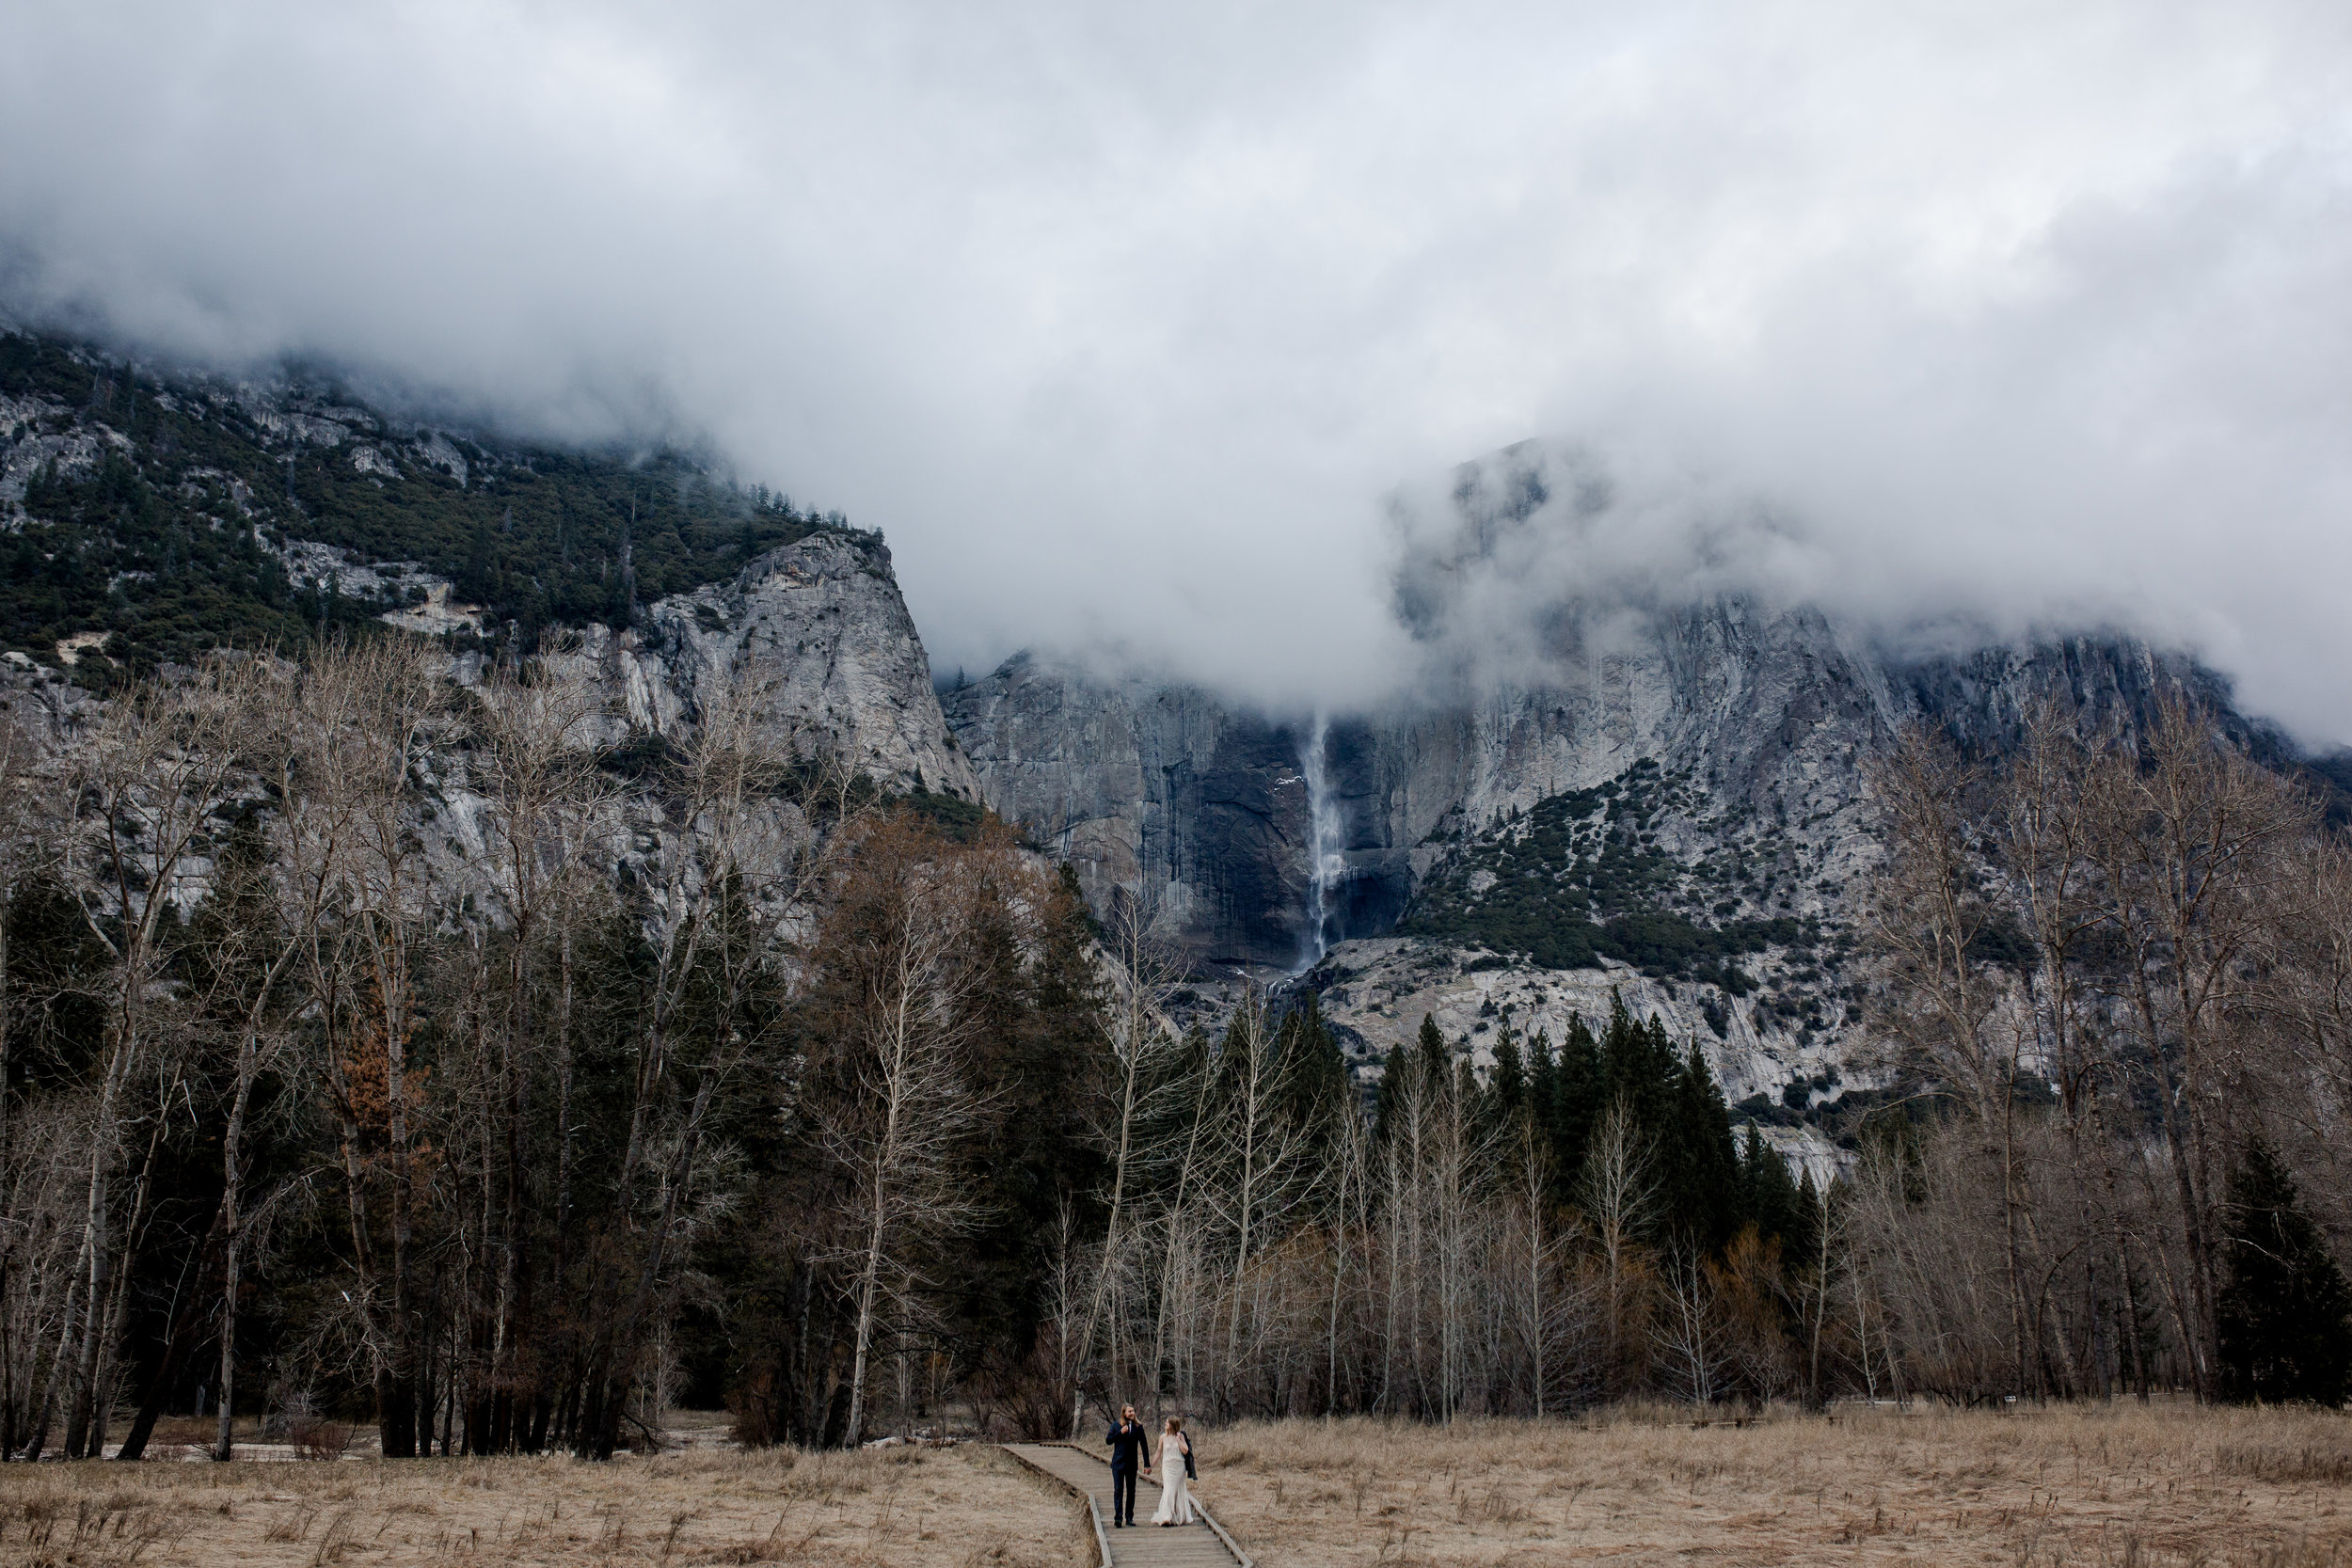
[{"left": 1151, "top": 1435, "right": 1195, "bottom": 1525}]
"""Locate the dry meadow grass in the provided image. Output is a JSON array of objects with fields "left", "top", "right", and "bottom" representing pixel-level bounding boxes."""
[
  {"left": 11, "top": 1402, "right": 2351, "bottom": 1568},
  {"left": 1200, "top": 1402, "right": 2352, "bottom": 1567},
  {"left": 0, "top": 1441, "right": 1089, "bottom": 1568}
]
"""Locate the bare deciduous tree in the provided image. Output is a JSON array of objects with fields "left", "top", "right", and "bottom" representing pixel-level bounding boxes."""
[{"left": 813, "top": 814, "right": 1010, "bottom": 1448}]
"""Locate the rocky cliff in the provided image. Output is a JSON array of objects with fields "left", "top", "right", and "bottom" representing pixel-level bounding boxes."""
[
  {"left": 933, "top": 656, "right": 1319, "bottom": 961},
  {"left": 944, "top": 605, "right": 2211, "bottom": 969},
  {"left": 0, "top": 326, "right": 974, "bottom": 800},
  {"left": 941, "top": 442, "right": 2270, "bottom": 1150},
  {"left": 553, "top": 531, "right": 977, "bottom": 798}
]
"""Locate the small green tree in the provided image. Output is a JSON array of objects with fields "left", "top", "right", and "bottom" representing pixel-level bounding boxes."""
[{"left": 2217, "top": 1136, "right": 2352, "bottom": 1406}]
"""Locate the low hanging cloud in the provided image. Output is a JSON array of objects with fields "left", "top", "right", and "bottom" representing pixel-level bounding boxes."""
[{"left": 5, "top": 2, "right": 2351, "bottom": 738}]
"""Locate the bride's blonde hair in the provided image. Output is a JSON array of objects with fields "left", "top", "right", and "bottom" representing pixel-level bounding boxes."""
[{"left": 1165, "top": 1417, "right": 1183, "bottom": 1433}]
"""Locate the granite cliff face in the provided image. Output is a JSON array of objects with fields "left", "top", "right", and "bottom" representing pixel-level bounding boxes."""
[
  {"left": 552, "top": 531, "right": 977, "bottom": 799},
  {"left": 943, "top": 610, "right": 2230, "bottom": 1164},
  {"left": 940, "top": 442, "right": 2264, "bottom": 1150},
  {"left": 932, "top": 657, "right": 1323, "bottom": 963},
  {"left": 943, "top": 607, "right": 2205, "bottom": 968},
  {"left": 0, "top": 323, "right": 974, "bottom": 800}
]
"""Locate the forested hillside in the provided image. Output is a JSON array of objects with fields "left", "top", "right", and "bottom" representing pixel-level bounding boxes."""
[
  {"left": 0, "top": 645, "right": 2346, "bottom": 1465},
  {"left": 0, "top": 329, "right": 844, "bottom": 674}
]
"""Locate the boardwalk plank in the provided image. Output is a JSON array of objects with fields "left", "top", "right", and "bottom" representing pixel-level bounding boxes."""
[{"left": 1003, "top": 1442, "right": 1248, "bottom": 1568}]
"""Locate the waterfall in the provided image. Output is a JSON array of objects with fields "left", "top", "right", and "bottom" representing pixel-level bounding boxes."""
[{"left": 1299, "top": 710, "right": 1344, "bottom": 968}]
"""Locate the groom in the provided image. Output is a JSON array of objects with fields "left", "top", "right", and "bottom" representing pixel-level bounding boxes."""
[{"left": 1104, "top": 1404, "right": 1150, "bottom": 1528}]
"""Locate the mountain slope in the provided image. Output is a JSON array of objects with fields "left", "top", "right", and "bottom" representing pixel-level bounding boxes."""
[
  {"left": 941, "top": 443, "right": 2318, "bottom": 1150},
  {"left": 0, "top": 327, "right": 840, "bottom": 673},
  {"left": 0, "top": 325, "right": 977, "bottom": 800}
]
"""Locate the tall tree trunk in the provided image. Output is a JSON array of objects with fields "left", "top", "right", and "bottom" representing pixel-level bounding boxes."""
[
  {"left": 383, "top": 950, "right": 419, "bottom": 1458},
  {"left": 534, "top": 927, "right": 577, "bottom": 1452},
  {"left": 117, "top": 1200, "right": 228, "bottom": 1462},
  {"left": 67, "top": 1028, "right": 134, "bottom": 1458},
  {"left": 211, "top": 1000, "right": 277, "bottom": 1462},
  {"left": 844, "top": 1011, "right": 907, "bottom": 1452},
  {"left": 22, "top": 1229, "right": 88, "bottom": 1462}
]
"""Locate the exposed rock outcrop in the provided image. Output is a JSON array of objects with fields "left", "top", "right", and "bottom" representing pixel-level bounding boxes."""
[
  {"left": 556, "top": 531, "right": 977, "bottom": 798},
  {"left": 933, "top": 655, "right": 1314, "bottom": 963},
  {"left": 943, "top": 613, "right": 2240, "bottom": 1164},
  {"left": 943, "top": 610, "right": 2209, "bottom": 963}
]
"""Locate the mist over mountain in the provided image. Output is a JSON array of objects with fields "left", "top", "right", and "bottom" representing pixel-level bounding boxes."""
[
  {"left": 946, "top": 450, "right": 2284, "bottom": 968},
  {"left": 7, "top": 3, "right": 2352, "bottom": 741},
  {"left": 19, "top": 0, "right": 2352, "bottom": 1475},
  {"left": 942, "top": 447, "right": 2330, "bottom": 1178}
]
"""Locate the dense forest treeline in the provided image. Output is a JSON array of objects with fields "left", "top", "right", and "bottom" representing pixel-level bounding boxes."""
[
  {"left": 0, "top": 329, "right": 847, "bottom": 674},
  {"left": 0, "top": 647, "right": 2345, "bottom": 1467}
]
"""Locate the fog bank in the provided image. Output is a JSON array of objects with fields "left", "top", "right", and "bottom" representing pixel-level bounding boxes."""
[{"left": 6, "top": 3, "right": 2351, "bottom": 737}]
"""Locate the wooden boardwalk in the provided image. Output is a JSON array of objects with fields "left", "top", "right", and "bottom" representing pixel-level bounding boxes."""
[{"left": 1003, "top": 1443, "right": 1251, "bottom": 1568}]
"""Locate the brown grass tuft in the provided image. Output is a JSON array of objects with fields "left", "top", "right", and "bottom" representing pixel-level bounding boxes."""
[
  {"left": 1195, "top": 1402, "right": 2352, "bottom": 1566},
  {"left": 0, "top": 1443, "right": 1080, "bottom": 1567}
]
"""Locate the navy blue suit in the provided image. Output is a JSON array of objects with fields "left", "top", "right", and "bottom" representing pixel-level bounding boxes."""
[{"left": 1105, "top": 1419, "right": 1148, "bottom": 1525}]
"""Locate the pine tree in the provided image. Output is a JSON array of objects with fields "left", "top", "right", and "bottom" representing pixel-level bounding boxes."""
[
  {"left": 1484, "top": 1020, "right": 1525, "bottom": 1161},
  {"left": 1738, "top": 1122, "right": 1802, "bottom": 1249},
  {"left": 1553, "top": 1013, "right": 1601, "bottom": 1194},
  {"left": 1275, "top": 990, "right": 1352, "bottom": 1157},
  {"left": 1789, "top": 1166, "right": 1823, "bottom": 1277},
  {"left": 1305, "top": 997, "right": 1348, "bottom": 1116},
  {"left": 1597, "top": 994, "right": 1678, "bottom": 1136},
  {"left": 1490, "top": 1022, "right": 1526, "bottom": 1121},
  {"left": 1376, "top": 1012, "right": 1453, "bottom": 1137},
  {"left": 2217, "top": 1136, "right": 2352, "bottom": 1406},
  {"left": 1416, "top": 1010, "right": 1451, "bottom": 1088},
  {"left": 1662, "top": 1040, "right": 1740, "bottom": 1248},
  {"left": 1526, "top": 1027, "right": 1569, "bottom": 1206}
]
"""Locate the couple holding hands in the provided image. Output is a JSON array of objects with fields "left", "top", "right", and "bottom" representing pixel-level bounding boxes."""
[{"left": 1104, "top": 1406, "right": 1194, "bottom": 1528}]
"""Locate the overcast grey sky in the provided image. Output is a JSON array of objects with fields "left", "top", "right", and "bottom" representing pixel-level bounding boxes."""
[{"left": 5, "top": 2, "right": 2351, "bottom": 737}]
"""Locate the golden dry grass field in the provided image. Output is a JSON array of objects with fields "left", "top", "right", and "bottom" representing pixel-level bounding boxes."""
[
  {"left": 5, "top": 1403, "right": 2351, "bottom": 1568},
  {"left": 0, "top": 1439, "right": 1088, "bottom": 1568},
  {"left": 1201, "top": 1403, "right": 2352, "bottom": 1567}
]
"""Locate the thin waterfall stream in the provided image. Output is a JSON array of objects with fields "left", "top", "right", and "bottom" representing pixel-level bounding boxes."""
[{"left": 1299, "top": 710, "right": 1344, "bottom": 968}]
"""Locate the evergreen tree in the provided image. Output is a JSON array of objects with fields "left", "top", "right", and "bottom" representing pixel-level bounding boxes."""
[
  {"left": 1789, "top": 1166, "right": 1824, "bottom": 1276},
  {"left": 1525, "top": 1027, "right": 1569, "bottom": 1206},
  {"left": 1454, "top": 1053, "right": 1481, "bottom": 1116},
  {"left": 1597, "top": 994, "right": 1678, "bottom": 1136},
  {"left": 1416, "top": 1010, "right": 1452, "bottom": 1088},
  {"left": 1661, "top": 1040, "right": 1740, "bottom": 1247},
  {"left": 1484, "top": 1020, "right": 1525, "bottom": 1159},
  {"left": 1489, "top": 1021, "right": 1526, "bottom": 1122},
  {"left": 1552, "top": 1013, "right": 1601, "bottom": 1196},
  {"left": 2217, "top": 1135, "right": 2352, "bottom": 1406},
  {"left": 1375, "top": 1012, "right": 1452, "bottom": 1136},
  {"left": 1275, "top": 990, "right": 1352, "bottom": 1156},
  {"left": 1738, "top": 1122, "right": 1802, "bottom": 1249},
  {"left": 1140, "top": 1023, "right": 1218, "bottom": 1152}
]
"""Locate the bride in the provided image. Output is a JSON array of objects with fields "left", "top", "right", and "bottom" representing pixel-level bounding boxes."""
[{"left": 1150, "top": 1417, "right": 1195, "bottom": 1526}]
